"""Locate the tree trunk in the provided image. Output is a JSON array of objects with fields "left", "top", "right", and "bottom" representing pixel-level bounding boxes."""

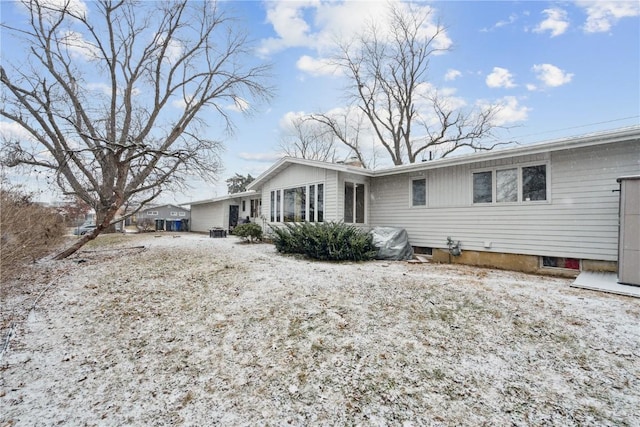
[
  {"left": 52, "top": 232, "right": 99, "bottom": 260},
  {"left": 52, "top": 204, "right": 120, "bottom": 259}
]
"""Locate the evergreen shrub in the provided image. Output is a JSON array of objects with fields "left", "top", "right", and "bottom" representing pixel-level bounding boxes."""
[
  {"left": 270, "top": 222, "right": 377, "bottom": 261},
  {"left": 233, "top": 222, "right": 263, "bottom": 242}
]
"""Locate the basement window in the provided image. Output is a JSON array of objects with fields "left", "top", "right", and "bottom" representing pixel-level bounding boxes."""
[
  {"left": 413, "top": 246, "right": 433, "bottom": 256},
  {"left": 542, "top": 256, "right": 580, "bottom": 270}
]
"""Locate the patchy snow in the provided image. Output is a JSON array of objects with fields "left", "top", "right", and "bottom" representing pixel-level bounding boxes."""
[{"left": 1, "top": 233, "right": 639, "bottom": 426}]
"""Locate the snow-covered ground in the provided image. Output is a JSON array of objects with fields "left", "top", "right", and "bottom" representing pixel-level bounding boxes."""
[{"left": 1, "top": 233, "right": 639, "bottom": 426}]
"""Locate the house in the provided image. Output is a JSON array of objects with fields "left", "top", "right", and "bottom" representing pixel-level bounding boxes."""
[
  {"left": 189, "top": 191, "right": 262, "bottom": 233},
  {"left": 190, "top": 127, "right": 640, "bottom": 276},
  {"left": 135, "top": 204, "right": 190, "bottom": 231}
]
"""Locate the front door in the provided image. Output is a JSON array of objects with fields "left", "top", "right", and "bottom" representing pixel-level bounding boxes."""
[{"left": 229, "top": 205, "right": 239, "bottom": 231}]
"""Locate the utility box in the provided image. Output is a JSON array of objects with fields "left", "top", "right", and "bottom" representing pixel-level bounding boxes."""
[{"left": 617, "top": 176, "right": 640, "bottom": 286}]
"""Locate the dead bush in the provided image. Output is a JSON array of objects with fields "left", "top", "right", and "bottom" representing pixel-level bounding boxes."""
[{"left": 1, "top": 187, "right": 67, "bottom": 279}]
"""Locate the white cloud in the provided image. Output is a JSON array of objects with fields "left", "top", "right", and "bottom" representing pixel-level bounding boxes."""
[
  {"left": 226, "top": 96, "right": 250, "bottom": 113},
  {"left": 60, "top": 30, "right": 100, "bottom": 60},
  {"left": 86, "top": 82, "right": 111, "bottom": 95},
  {"left": 256, "top": 1, "right": 317, "bottom": 56},
  {"left": 237, "top": 151, "right": 283, "bottom": 162},
  {"left": 296, "top": 55, "right": 341, "bottom": 77},
  {"left": 444, "top": 69, "right": 462, "bottom": 81},
  {"left": 534, "top": 8, "right": 570, "bottom": 37},
  {"left": 172, "top": 94, "right": 194, "bottom": 110},
  {"left": 278, "top": 111, "right": 308, "bottom": 130},
  {"left": 479, "top": 96, "right": 530, "bottom": 126},
  {"left": 531, "top": 63, "right": 573, "bottom": 88},
  {"left": 31, "top": 0, "right": 88, "bottom": 20},
  {"left": 480, "top": 13, "right": 518, "bottom": 32},
  {"left": 576, "top": 1, "right": 640, "bottom": 33},
  {"left": 0, "top": 120, "right": 36, "bottom": 142},
  {"left": 259, "top": 0, "right": 452, "bottom": 70},
  {"left": 486, "top": 67, "right": 516, "bottom": 89}
]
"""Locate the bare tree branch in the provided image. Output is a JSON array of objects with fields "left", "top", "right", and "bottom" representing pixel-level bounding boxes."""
[
  {"left": 1, "top": 0, "right": 272, "bottom": 258},
  {"left": 321, "top": 2, "right": 506, "bottom": 165}
]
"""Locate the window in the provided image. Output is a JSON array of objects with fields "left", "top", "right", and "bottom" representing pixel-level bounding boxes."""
[
  {"left": 309, "top": 185, "right": 315, "bottom": 221},
  {"left": 542, "top": 256, "right": 579, "bottom": 270},
  {"left": 242, "top": 200, "right": 246, "bottom": 212},
  {"left": 344, "top": 182, "right": 365, "bottom": 223},
  {"left": 170, "top": 211, "right": 178, "bottom": 216},
  {"left": 523, "top": 165, "right": 547, "bottom": 201},
  {"left": 250, "top": 199, "right": 261, "bottom": 217},
  {"left": 146, "top": 211, "right": 158, "bottom": 216},
  {"left": 270, "top": 184, "right": 323, "bottom": 222},
  {"left": 284, "top": 187, "right": 306, "bottom": 222},
  {"left": 496, "top": 169, "right": 518, "bottom": 203},
  {"left": 473, "top": 172, "right": 492, "bottom": 203},
  {"left": 317, "top": 184, "right": 324, "bottom": 222},
  {"left": 179, "top": 212, "right": 186, "bottom": 217},
  {"left": 412, "top": 178, "right": 427, "bottom": 207},
  {"left": 473, "top": 164, "right": 548, "bottom": 204},
  {"left": 270, "top": 191, "right": 275, "bottom": 222}
]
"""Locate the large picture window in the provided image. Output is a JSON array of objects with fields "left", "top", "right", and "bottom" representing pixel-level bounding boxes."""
[
  {"left": 284, "top": 187, "right": 306, "bottom": 222},
  {"left": 270, "top": 184, "right": 324, "bottom": 223},
  {"left": 473, "top": 164, "right": 548, "bottom": 204},
  {"left": 412, "top": 178, "right": 427, "bottom": 207},
  {"left": 344, "top": 182, "right": 365, "bottom": 223}
]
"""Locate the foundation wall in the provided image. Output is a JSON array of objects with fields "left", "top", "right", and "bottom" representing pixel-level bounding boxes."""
[{"left": 429, "top": 248, "right": 617, "bottom": 277}]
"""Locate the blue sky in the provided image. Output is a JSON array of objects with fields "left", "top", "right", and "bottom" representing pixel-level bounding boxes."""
[{"left": 1, "top": 1, "right": 639, "bottom": 204}]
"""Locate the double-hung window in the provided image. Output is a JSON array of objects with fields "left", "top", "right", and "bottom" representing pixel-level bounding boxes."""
[{"left": 473, "top": 164, "right": 548, "bottom": 204}]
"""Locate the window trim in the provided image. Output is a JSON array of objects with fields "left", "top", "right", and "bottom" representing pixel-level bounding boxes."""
[{"left": 471, "top": 162, "right": 550, "bottom": 205}]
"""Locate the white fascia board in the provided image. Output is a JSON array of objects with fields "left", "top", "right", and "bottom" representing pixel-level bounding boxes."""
[
  {"left": 372, "top": 126, "right": 640, "bottom": 178},
  {"left": 247, "top": 156, "right": 374, "bottom": 190}
]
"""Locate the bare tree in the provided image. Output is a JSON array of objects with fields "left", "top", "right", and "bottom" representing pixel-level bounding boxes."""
[
  {"left": 307, "top": 110, "right": 372, "bottom": 168},
  {"left": 0, "top": 0, "right": 271, "bottom": 258},
  {"left": 279, "top": 115, "right": 338, "bottom": 162},
  {"left": 321, "top": 2, "right": 504, "bottom": 165}
]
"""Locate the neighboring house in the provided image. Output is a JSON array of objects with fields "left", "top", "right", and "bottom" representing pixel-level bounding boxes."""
[
  {"left": 191, "top": 127, "right": 640, "bottom": 275},
  {"left": 190, "top": 191, "right": 262, "bottom": 233},
  {"left": 136, "top": 204, "right": 190, "bottom": 231}
]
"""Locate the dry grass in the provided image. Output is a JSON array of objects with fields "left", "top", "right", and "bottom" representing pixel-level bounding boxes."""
[
  {"left": 1, "top": 233, "right": 639, "bottom": 426},
  {"left": 0, "top": 188, "right": 67, "bottom": 280}
]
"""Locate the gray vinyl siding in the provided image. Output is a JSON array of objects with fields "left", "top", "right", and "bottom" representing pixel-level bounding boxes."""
[
  {"left": 190, "top": 203, "right": 225, "bottom": 232},
  {"left": 139, "top": 205, "right": 190, "bottom": 220},
  {"left": 261, "top": 165, "right": 340, "bottom": 223},
  {"left": 369, "top": 140, "right": 639, "bottom": 261}
]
